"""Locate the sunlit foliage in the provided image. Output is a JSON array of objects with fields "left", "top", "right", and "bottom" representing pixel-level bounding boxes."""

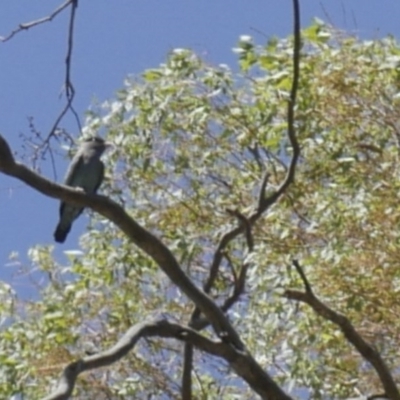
[{"left": 2, "top": 20, "right": 400, "bottom": 398}]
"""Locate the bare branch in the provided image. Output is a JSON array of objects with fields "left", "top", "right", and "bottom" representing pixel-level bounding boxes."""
[
  {"left": 284, "top": 261, "right": 400, "bottom": 400},
  {"left": 43, "top": 318, "right": 292, "bottom": 400},
  {"left": 49, "top": 0, "right": 82, "bottom": 137},
  {"left": 0, "top": 135, "right": 293, "bottom": 400},
  {"left": 257, "top": 171, "right": 270, "bottom": 210},
  {"left": 230, "top": 262, "right": 248, "bottom": 302},
  {"left": 0, "top": 135, "right": 242, "bottom": 347},
  {"left": 43, "top": 319, "right": 226, "bottom": 400},
  {"left": 3, "top": 0, "right": 81, "bottom": 176},
  {"left": 0, "top": 0, "right": 72, "bottom": 42},
  {"left": 184, "top": 2, "right": 302, "bottom": 394},
  {"left": 205, "top": 228, "right": 238, "bottom": 294},
  {"left": 247, "top": 143, "right": 264, "bottom": 171},
  {"left": 226, "top": 208, "right": 254, "bottom": 251},
  {"left": 291, "top": 259, "right": 312, "bottom": 294},
  {"left": 182, "top": 343, "right": 193, "bottom": 400},
  {"left": 0, "top": 136, "right": 15, "bottom": 170},
  {"left": 367, "top": 394, "right": 389, "bottom": 400},
  {"left": 199, "top": 0, "right": 302, "bottom": 302},
  {"left": 189, "top": 211, "right": 246, "bottom": 327},
  {"left": 190, "top": 261, "right": 248, "bottom": 332},
  {"left": 256, "top": 0, "right": 300, "bottom": 213}
]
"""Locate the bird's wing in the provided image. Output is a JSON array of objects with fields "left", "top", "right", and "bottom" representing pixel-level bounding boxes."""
[
  {"left": 59, "top": 152, "right": 84, "bottom": 219},
  {"left": 64, "top": 152, "right": 84, "bottom": 186},
  {"left": 93, "top": 161, "right": 105, "bottom": 193}
]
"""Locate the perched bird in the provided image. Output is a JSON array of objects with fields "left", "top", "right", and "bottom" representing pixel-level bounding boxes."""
[{"left": 54, "top": 136, "right": 111, "bottom": 243}]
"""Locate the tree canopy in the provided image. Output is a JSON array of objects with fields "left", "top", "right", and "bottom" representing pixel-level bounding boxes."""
[{"left": 1, "top": 17, "right": 400, "bottom": 399}]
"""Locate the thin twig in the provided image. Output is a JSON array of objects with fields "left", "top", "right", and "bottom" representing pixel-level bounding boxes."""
[
  {"left": 49, "top": 0, "right": 82, "bottom": 137},
  {"left": 247, "top": 144, "right": 264, "bottom": 171},
  {"left": 3, "top": 1, "right": 81, "bottom": 178},
  {"left": 0, "top": 0, "right": 72, "bottom": 42},
  {"left": 226, "top": 208, "right": 254, "bottom": 251},
  {"left": 292, "top": 259, "right": 312, "bottom": 294},
  {"left": 224, "top": 251, "right": 238, "bottom": 285}
]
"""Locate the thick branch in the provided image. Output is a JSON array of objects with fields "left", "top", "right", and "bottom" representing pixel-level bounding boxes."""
[
  {"left": 0, "top": 135, "right": 291, "bottom": 399},
  {"left": 43, "top": 319, "right": 226, "bottom": 400},
  {"left": 43, "top": 318, "right": 292, "bottom": 400},
  {"left": 182, "top": 343, "right": 193, "bottom": 400},
  {"left": 0, "top": 136, "right": 241, "bottom": 347},
  {"left": 284, "top": 261, "right": 399, "bottom": 400}
]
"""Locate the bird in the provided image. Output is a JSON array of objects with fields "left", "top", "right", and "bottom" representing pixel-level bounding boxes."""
[{"left": 54, "top": 136, "right": 112, "bottom": 243}]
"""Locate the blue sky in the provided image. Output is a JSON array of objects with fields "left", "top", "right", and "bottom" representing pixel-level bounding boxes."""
[{"left": 1, "top": 0, "right": 400, "bottom": 292}]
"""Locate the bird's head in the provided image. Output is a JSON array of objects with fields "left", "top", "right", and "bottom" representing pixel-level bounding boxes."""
[{"left": 81, "top": 136, "right": 113, "bottom": 156}]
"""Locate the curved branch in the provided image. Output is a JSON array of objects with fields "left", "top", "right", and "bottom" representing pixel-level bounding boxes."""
[
  {"left": 42, "top": 319, "right": 227, "bottom": 400},
  {"left": 184, "top": 1, "right": 302, "bottom": 396},
  {"left": 256, "top": 0, "right": 300, "bottom": 213},
  {"left": 284, "top": 261, "right": 400, "bottom": 400},
  {"left": 200, "top": 0, "right": 302, "bottom": 303},
  {"left": 43, "top": 318, "right": 292, "bottom": 400},
  {"left": 0, "top": 134, "right": 241, "bottom": 348},
  {"left": 0, "top": 135, "right": 292, "bottom": 400}
]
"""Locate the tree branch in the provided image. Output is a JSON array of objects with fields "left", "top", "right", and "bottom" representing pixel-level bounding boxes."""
[
  {"left": 182, "top": 343, "right": 193, "bottom": 400},
  {"left": 42, "top": 319, "right": 226, "bottom": 400},
  {"left": 0, "top": 135, "right": 242, "bottom": 347},
  {"left": 183, "top": 1, "right": 302, "bottom": 396},
  {"left": 48, "top": 0, "right": 82, "bottom": 137},
  {"left": 3, "top": 0, "right": 81, "bottom": 180},
  {"left": 0, "top": 135, "right": 291, "bottom": 400},
  {"left": 43, "top": 318, "right": 293, "bottom": 400},
  {"left": 284, "top": 260, "right": 400, "bottom": 400},
  {"left": 198, "top": 0, "right": 302, "bottom": 305},
  {"left": 0, "top": 0, "right": 73, "bottom": 42},
  {"left": 256, "top": 0, "right": 300, "bottom": 214}
]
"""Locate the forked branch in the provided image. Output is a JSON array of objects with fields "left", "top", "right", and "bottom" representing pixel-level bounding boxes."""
[
  {"left": 183, "top": 1, "right": 302, "bottom": 397},
  {"left": 0, "top": 134, "right": 292, "bottom": 400},
  {"left": 200, "top": 0, "right": 302, "bottom": 304},
  {"left": 42, "top": 319, "right": 231, "bottom": 400}
]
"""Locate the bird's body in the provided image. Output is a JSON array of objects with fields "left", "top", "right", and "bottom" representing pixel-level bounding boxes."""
[{"left": 54, "top": 137, "right": 110, "bottom": 243}]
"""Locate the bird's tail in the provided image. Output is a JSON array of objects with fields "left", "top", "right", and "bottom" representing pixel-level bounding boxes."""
[{"left": 54, "top": 222, "right": 71, "bottom": 243}]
